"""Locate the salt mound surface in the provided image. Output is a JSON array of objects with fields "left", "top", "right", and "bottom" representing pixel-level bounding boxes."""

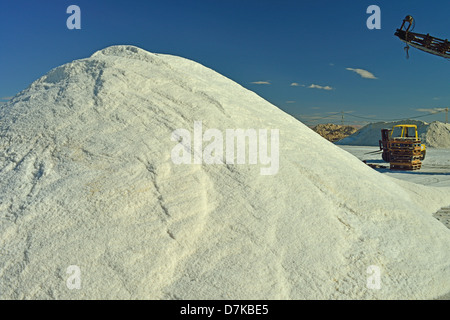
[
  {"left": 425, "top": 122, "right": 450, "bottom": 148},
  {"left": 337, "top": 120, "right": 450, "bottom": 148},
  {"left": 1, "top": 46, "right": 450, "bottom": 299}
]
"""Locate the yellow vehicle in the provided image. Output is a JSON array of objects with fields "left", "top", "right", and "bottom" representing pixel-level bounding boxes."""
[{"left": 379, "top": 124, "right": 426, "bottom": 170}]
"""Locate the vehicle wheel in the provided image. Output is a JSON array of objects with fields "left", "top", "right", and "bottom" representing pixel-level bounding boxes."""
[{"left": 420, "top": 150, "right": 426, "bottom": 161}]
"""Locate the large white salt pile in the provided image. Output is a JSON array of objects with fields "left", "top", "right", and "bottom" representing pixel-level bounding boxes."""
[
  {"left": 425, "top": 122, "right": 450, "bottom": 148},
  {"left": 337, "top": 120, "right": 450, "bottom": 148},
  {"left": 1, "top": 46, "right": 450, "bottom": 299}
]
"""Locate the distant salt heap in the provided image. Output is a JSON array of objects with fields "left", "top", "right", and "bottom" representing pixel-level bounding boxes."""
[
  {"left": 337, "top": 120, "right": 450, "bottom": 148},
  {"left": 1, "top": 46, "right": 450, "bottom": 299}
]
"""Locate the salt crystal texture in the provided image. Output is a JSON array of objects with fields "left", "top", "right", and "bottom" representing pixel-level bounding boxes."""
[{"left": 0, "top": 46, "right": 449, "bottom": 299}]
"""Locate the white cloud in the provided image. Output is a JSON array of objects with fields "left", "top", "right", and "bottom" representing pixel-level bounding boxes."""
[
  {"left": 308, "top": 84, "right": 334, "bottom": 91},
  {"left": 416, "top": 108, "right": 446, "bottom": 114},
  {"left": 250, "top": 81, "right": 271, "bottom": 85},
  {"left": 290, "top": 82, "right": 305, "bottom": 87},
  {"left": 346, "top": 68, "right": 377, "bottom": 79}
]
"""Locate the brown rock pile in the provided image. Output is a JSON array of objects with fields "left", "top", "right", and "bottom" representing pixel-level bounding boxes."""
[{"left": 312, "top": 123, "right": 358, "bottom": 142}]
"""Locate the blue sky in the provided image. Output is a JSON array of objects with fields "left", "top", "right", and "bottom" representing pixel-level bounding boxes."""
[{"left": 1, "top": 0, "right": 449, "bottom": 126}]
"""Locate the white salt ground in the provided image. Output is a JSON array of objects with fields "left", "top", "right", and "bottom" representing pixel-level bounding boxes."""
[
  {"left": 338, "top": 146, "right": 450, "bottom": 188},
  {"left": 0, "top": 45, "right": 449, "bottom": 300}
]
